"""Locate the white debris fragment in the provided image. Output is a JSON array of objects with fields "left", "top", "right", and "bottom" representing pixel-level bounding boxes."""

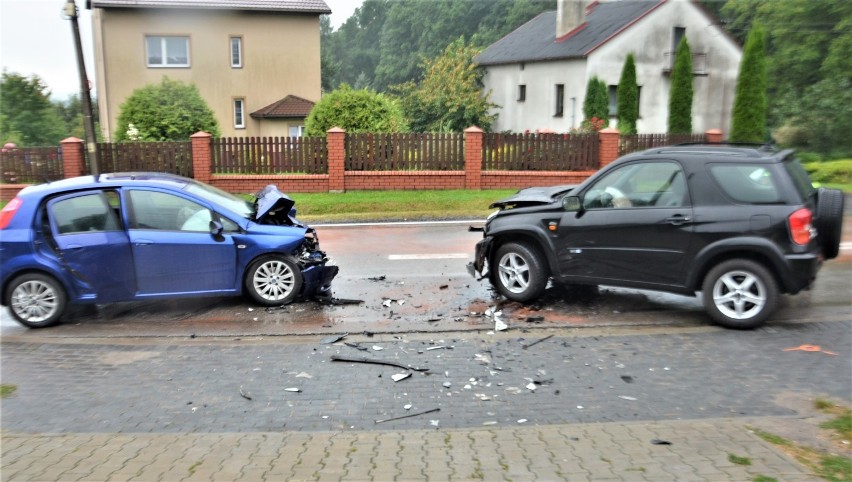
[
  {"left": 398, "top": 300, "right": 405, "bottom": 306},
  {"left": 443, "top": 382, "right": 452, "bottom": 388},
  {"left": 526, "top": 383, "right": 537, "bottom": 391},
  {"left": 517, "top": 419, "right": 527, "bottom": 424},
  {"left": 382, "top": 299, "right": 392, "bottom": 307},
  {"left": 392, "top": 373, "right": 411, "bottom": 382},
  {"left": 577, "top": 405, "right": 584, "bottom": 409},
  {"left": 295, "top": 372, "right": 312, "bottom": 379},
  {"left": 618, "top": 395, "right": 637, "bottom": 401},
  {"left": 464, "top": 384, "right": 472, "bottom": 390},
  {"left": 404, "top": 404, "right": 412, "bottom": 410},
  {"left": 495, "top": 319, "right": 508, "bottom": 331},
  {"left": 430, "top": 420, "right": 440, "bottom": 427},
  {"left": 284, "top": 388, "right": 301, "bottom": 392},
  {"left": 372, "top": 345, "right": 384, "bottom": 351},
  {"left": 482, "top": 421, "right": 498, "bottom": 426}
]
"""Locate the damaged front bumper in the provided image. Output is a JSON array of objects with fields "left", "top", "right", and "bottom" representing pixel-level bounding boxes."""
[
  {"left": 297, "top": 228, "right": 339, "bottom": 297},
  {"left": 466, "top": 236, "right": 493, "bottom": 280}
]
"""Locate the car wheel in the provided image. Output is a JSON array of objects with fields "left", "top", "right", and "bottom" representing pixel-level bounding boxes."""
[
  {"left": 245, "top": 255, "right": 303, "bottom": 306},
  {"left": 701, "top": 259, "right": 778, "bottom": 329},
  {"left": 492, "top": 241, "right": 548, "bottom": 302},
  {"left": 5, "top": 273, "right": 67, "bottom": 328},
  {"left": 815, "top": 187, "right": 844, "bottom": 260}
]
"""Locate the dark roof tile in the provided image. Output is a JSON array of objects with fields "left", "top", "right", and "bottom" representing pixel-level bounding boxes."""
[
  {"left": 250, "top": 95, "right": 315, "bottom": 119},
  {"left": 476, "top": 1, "right": 663, "bottom": 65}
]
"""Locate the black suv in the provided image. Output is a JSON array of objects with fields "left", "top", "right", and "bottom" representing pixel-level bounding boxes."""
[{"left": 469, "top": 145, "right": 844, "bottom": 329}]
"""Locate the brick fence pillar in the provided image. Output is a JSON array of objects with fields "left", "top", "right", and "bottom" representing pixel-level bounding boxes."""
[
  {"left": 60, "top": 137, "right": 85, "bottom": 178},
  {"left": 464, "top": 126, "right": 483, "bottom": 190},
  {"left": 598, "top": 127, "right": 620, "bottom": 168},
  {"left": 705, "top": 129, "right": 724, "bottom": 144},
  {"left": 327, "top": 127, "right": 346, "bottom": 192},
  {"left": 190, "top": 131, "right": 213, "bottom": 183}
]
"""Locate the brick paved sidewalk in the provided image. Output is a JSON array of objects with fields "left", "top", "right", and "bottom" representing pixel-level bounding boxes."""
[{"left": 2, "top": 417, "right": 812, "bottom": 481}]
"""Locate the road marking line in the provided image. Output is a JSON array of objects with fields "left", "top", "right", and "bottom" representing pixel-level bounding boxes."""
[
  {"left": 388, "top": 254, "right": 470, "bottom": 260},
  {"left": 840, "top": 242, "right": 852, "bottom": 251}
]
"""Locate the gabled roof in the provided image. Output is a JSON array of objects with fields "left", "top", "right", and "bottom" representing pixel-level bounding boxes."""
[
  {"left": 476, "top": 1, "right": 664, "bottom": 66},
  {"left": 250, "top": 95, "right": 315, "bottom": 119},
  {"left": 90, "top": 0, "right": 331, "bottom": 14}
]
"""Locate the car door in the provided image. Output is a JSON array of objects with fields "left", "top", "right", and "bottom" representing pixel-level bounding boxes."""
[
  {"left": 46, "top": 190, "right": 136, "bottom": 302},
  {"left": 125, "top": 189, "right": 238, "bottom": 295},
  {"left": 556, "top": 160, "right": 694, "bottom": 288}
]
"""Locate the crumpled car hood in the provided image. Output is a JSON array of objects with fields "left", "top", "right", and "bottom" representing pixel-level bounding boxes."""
[
  {"left": 255, "top": 185, "right": 296, "bottom": 224},
  {"left": 489, "top": 184, "right": 576, "bottom": 209}
]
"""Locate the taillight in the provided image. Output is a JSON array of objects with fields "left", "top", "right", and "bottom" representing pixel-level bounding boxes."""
[
  {"left": 0, "top": 197, "right": 22, "bottom": 229},
  {"left": 788, "top": 208, "right": 813, "bottom": 246}
]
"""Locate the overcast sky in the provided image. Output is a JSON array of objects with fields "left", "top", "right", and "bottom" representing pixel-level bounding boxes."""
[{"left": 0, "top": 0, "right": 363, "bottom": 100}]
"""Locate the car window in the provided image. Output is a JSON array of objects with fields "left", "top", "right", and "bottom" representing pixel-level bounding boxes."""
[
  {"left": 709, "top": 164, "right": 782, "bottom": 204},
  {"left": 583, "top": 162, "right": 687, "bottom": 209},
  {"left": 51, "top": 192, "right": 121, "bottom": 234},
  {"left": 128, "top": 190, "right": 213, "bottom": 232},
  {"left": 783, "top": 158, "right": 816, "bottom": 201}
]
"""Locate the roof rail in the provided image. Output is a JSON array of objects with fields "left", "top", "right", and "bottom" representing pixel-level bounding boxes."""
[{"left": 673, "top": 141, "right": 777, "bottom": 152}]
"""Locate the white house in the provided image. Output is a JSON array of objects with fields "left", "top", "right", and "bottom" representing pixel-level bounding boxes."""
[{"left": 476, "top": 0, "right": 742, "bottom": 134}]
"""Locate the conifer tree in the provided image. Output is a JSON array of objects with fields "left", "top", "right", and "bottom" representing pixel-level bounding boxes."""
[
  {"left": 730, "top": 23, "right": 767, "bottom": 142},
  {"left": 617, "top": 53, "right": 638, "bottom": 134},
  {"left": 668, "top": 37, "right": 694, "bottom": 134}
]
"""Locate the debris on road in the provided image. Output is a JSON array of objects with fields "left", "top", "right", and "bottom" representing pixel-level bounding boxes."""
[
  {"left": 522, "top": 334, "right": 554, "bottom": 349},
  {"left": 651, "top": 439, "right": 672, "bottom": 445},
  {"left": 331, "top": 355, "right": 430, "bottom": 372},
  {"left": 783, "top": 344, "right": 838, "bottom": 356},
  {"left": 372, "top": 345, "right": 384, "bottom": 351},
  {"left": 525, "top": 315, "right": 545, "bottom": 323},
  {"left": 621, "top": 375, "right": 635, "bottom": 384},
  {"left": 317, "top": 297, "right": 364, "bottom": 306},
  {"left": 618, "top": 395, "right": 638, "bottom": 401},
  {"left": 239, "top": 386, "right": 252, "bottom": 400},
  {"left": 391, "top": 373, "right": 411, "bottom": 382},
  {"left": 284, "top": 388, "right": 301, "bottom": 393},
  {"left": 321, "top": 333, "right": 348, "bottom": 344},
  {"left": 367, "top": 276, "right": 387, "bottom": 282},
  {"left": 344, "top": 342, "right": 369, "bottom": 352},
  {"left": 375, "top": 407, "right": 440, "bottom": 424}
]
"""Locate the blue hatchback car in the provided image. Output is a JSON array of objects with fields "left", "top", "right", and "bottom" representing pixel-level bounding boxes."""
[{"left": 0, "top": 173, "right": 338, "bottom": 328}]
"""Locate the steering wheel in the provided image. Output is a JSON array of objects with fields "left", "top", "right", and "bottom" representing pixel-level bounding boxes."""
[{"left": 605, "top": 187, "right": 631, "bottom": 208}]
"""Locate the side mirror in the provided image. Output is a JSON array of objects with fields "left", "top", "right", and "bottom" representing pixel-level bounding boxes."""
[
  {"left": 562, "top": 196, "right": 582, "bottom": 212},
  {"left": 209, "top": 220, "right": 224, "bottom": 236}
]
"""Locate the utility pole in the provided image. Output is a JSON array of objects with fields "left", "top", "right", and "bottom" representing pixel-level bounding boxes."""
[{"left": 64, "top": 0, "right": 99, "bottom": 175}]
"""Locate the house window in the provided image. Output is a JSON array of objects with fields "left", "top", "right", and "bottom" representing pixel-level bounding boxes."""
[
  {"left": 233, "top": 98, "right": 245, "bottom": 129},
  {"left": 230, "top": 36, "right": 243, "bottom": 68},
  {"left": 569, "top": 97, "right": 577, "bottom": 128},
  {"left": 673, "top": 27, "right": 686, "bottom": 53},
  {"left": 555, "top": 84, "right": 564, "bottom": 117},
  {"left": 289, "top": 126, "right": 305, "bottom": 138},
  {"left": 609, "top": 85, "right": 643, "bottom": 117},
  {"left": 145, "top": 36, "right": 189, "bottom": 67},
  {"left": 518, "top": 85, "right": 526, "bottom": 102}
]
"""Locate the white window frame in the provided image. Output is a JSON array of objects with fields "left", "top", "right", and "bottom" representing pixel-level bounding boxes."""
[
  {"left": 233, "top": 98, "right": 246, "bottom": 129},
  {"left": 230, "top": 36, "right": 243, "bottom": 68},
  {"left": 145, "top": 35, "right": 190, "bottom": 68},
  {"left": 289, "top": 126, "right": 305, "bottom": 138}
]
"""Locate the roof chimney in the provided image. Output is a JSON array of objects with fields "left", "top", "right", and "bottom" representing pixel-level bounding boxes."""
[{"left": 557, "top": 0, "right": 586, "bottom": 38}]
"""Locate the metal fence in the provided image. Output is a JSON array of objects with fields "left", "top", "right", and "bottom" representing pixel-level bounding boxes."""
[
  {"left": 0, "top": 147, "right": 63, "bottom": 183},
  {"left": 213, "top": 136, "right": 327, "bottom": 174},
  {"left": 618, "top": 133, "right": 706, "bottom": 156},
  {"left": 96, "top": 141, "right": 193, "bottom": 177},
  {"left": 483, "top": 133, "right": 599, "bottom": 171},
  {"left": 346, "top": 132, "right": 464, "bottom": 171}
]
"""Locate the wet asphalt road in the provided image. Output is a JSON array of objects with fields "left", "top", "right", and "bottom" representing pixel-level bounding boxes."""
[{"left": 1, "top": 221, "right": 850, "bottom": 337}]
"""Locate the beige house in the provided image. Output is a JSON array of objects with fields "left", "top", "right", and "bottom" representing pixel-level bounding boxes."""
[
  {"left": 477, "top": 0, "right": 742, "bottom": 134},
  {"left": 90, "top": 0, "right": 330, "bottom": 141}
]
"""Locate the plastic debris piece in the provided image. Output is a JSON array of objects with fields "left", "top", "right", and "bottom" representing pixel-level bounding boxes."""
[
  {"left": 372, "top": 345, "right": 384, "bottom": 351},
  {"left": 522, "top": 334, "right": 554, "bottom": 349},
  {"left": 621, "top": 375, "right": 634, "bottom": 384},
  {"left": 439, "top": 284, "right": 449, "bottom": 290},
  {"left": 426, "top": 346, "right": 448, "bottom": 351},
  {"left": 783, "top": 344, "right": 838, "bottom": 356},
  {"left": 295, "top": 372, "right": 312, "bottom": 379},
  {"left": 331, "top": 355, "right": 430, "bottom": 372},
  {"left": 321, "top": 333, "right": 348, "bottom": 344},
  {"left": 443, "top": 382, "right": 452, "bottom": 388},
  {"left": 375, "top": 407, "right": 440, "bottom": 424},
  {"left": 618, "top": 395, "right": 638, "bottom": 401},
  {"left": 367, "top": 276, "right": 387, "bottom": 281},
  {"left": 404, "top": 404, "right": 412, "bottom": 410},
  {"left": 284, "top": 387, "right": 301, "bottom": 392},
  {"left": 483, "top": 421, "right": 498, "bottom": 426},
  {"left": 651, "top": 439, "right": 672, "bottom": 445},
  {"left": 317, "top": 297, "right": 364, "bottom": 306},
  {"left": 577, "top": 405, "right": 584, "bottom": 409},
  {"left": 382, "top": 299, "right": 392, "bottom": 307},
  {"left": 398, "top": 300, "right": 405, "bottom": 306},
  {"left": 517, "top": 419, "right": 528, "bottom": 424},
  {"left": 526, "top": 383, "right": 537, "bottom": 391},
  {"left": 430, "top": 419, "right": 440, "bottom": 426},
  {"left": 392, "top": 373, "right": 411, "bottom": 382},
  {"left": 344, "top": 342, "right": 369, "bottom": 351},
  {"left": 239, "top": 386, "right": 252, "bottom": 400},
  {"left": 495, "top": 319, "right": 508, "bottom": 331}
]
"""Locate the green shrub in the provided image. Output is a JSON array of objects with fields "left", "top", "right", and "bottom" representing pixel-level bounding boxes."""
[{"left": 803, "top": 160, "right": 852, "bottom": 184}]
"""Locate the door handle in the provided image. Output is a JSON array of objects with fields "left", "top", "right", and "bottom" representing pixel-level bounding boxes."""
[{"left": 665, "top": 215, "right": 692, "bottom": 226}]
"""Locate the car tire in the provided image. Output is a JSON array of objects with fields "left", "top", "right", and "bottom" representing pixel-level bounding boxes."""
[
  {"left": 492, "top": 241, "right": 549, "bottom": 302},
  {"left": 245, "top": 255, "right": 303, "bottom": 306},
  {"left": 815, "top": 187, "right": 844, "bottom": 260},
  {"left": 701, "top": 259, "right": 778, "bottom": 329},
  {"left": 5, "top": 273, "right": 67, "bottom": 328}
]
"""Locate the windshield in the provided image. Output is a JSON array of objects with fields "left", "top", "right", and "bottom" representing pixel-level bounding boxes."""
[{"left": 185, "top": 181, "right": 254, "bottom": 218}]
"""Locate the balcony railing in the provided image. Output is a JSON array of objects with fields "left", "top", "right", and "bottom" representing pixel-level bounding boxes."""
[{"left": 662, "top": 52, "right": 707, "bottom": 75}]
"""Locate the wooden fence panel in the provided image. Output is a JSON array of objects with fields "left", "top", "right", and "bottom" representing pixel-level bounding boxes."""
[
  {"left": 618, "top": 133, "right": 705, "bottom": 156},
  {"left": 345, "top": 132, "right": 464, "bottom": 171},
  {"left": 482, "top": 133, "right": 598, "bottom": 171},
  {"left": 212, "top": 136, "right": 327, "bottom": 174},
  {"left": 0, "top": 147, "right": 63, "bottom": 183},
  {"left": 95, "top": 141, "right": 192, "bottom": 177}
]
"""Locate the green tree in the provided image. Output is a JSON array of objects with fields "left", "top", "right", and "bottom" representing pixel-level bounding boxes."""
[
  {"left": 304, "top": 84, "right": 408, "bottom": 136},
  {"left": 668, "top": 37, "right": 694, "bottom": 134},
  {"left": 54, "top": 95, "right": 100, "bottom": 141},
  {"left": 730, "top": 23, "right": 767, "bottom": 143},
  {"left": 0, "top": 72, "right": 66, "bottom": 146},
  {"left": 391, "top": 38, "right": 496, "bottom": 132},
  {"left": 581, "top": 77, "right": 608, "bottom": 130},
  {"left": 115, "top": 78, "right": 219, "bottom": 141},
  {"left": 616, "top": 53, "right": 638, "bottom": 134}
]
